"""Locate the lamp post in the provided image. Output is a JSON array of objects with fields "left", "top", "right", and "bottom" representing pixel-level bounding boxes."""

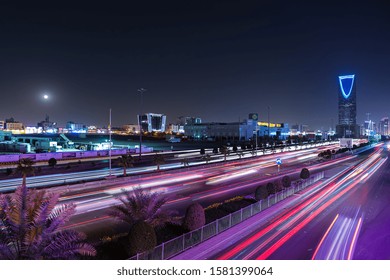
[
  {"left": 267, "top": 105, "right": 270, "bottom": 137},
  {"left": 109, "top": 108, "right": 112, "bottom": 176},
  {"left": 138, "top": 88, "right": 147, "bottom": 160}
]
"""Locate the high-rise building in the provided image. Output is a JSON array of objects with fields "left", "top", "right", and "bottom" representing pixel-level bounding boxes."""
[
  {"left": 379, "top": 117, "right": 389, "bottom": 136},
  {"left": 336, "top": 74, "right": 360, "bottom": 138},
  {"left": 138, "top": 113, "right": 167, "bottom": 132}
]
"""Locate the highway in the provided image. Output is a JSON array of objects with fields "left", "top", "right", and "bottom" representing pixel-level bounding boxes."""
[
  {"left": 0, "top": 141, "right": 337, "bottom": 192},
  {"left": 171, "top": 143, "right": 388, "bottom": 260},
  {"left": 3, "top": 141, "right": 378, "bottom": 255},
  {"left": 56, "top": 143, "right": 359, "bottom": 241}
]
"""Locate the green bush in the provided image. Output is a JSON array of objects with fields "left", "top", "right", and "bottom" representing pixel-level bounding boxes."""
[
  {"left": 274, "top": 181, "right": 283, "bottom": 192},
  {"left": 182, "top": 203, "right": 206, "bottom": 231},
  {"left": 255, "top": 185, "right": 268, "bottom": 200},
  {"left": 128, "top": 221, "right": 157, "bottom": 257},
  {"left": 300, "top": 168, "right": 310, "bottom": 180},
  {"left": 48, "top": 157, "right": 57, "bottom": 168},
  {"left": 204, "top": 198, "right": 255, "bottom": 224},
  {"left": 281, "top": 176, "right": 291, "bottom": 189},
  {"left": 266, "top": 182, "right": 275, "bottom": 194}
]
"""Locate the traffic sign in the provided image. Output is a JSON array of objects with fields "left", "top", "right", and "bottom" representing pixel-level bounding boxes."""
[{"left": 276, "top": 158, "right": 282, "bottom": 165}]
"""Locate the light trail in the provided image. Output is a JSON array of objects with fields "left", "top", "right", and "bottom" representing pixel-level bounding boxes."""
[{"left": 216, "top": 148, "right": 386, "bottom": 260}]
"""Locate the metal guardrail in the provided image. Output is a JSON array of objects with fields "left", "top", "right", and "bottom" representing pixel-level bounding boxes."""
[{"left": 129, "top": 171, "right": 325, "bottom": 260}]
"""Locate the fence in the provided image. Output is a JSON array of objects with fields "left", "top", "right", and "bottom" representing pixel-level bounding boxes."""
[{"left": 129, "top": 171, "right": 325, "bottom": 260}]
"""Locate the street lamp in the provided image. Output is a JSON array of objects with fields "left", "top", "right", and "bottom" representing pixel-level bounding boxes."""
[
  {"left": 267, "top": 105, "right": 270, "bottom": 137},
  {"left": 109, "top": 108, "right": 112, "bottom": 176},
  {"left": 138, "top": 88, "right": 147, "bottom": 160}
]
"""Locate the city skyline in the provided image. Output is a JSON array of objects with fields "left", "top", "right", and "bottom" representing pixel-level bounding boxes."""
[{"left": 1, "top": 2, "right": 390, "bottom": 128}]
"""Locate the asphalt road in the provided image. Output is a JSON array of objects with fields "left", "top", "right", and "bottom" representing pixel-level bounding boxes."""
[{"left": 174, "top": 144, "right": 388, "bottom": 260}]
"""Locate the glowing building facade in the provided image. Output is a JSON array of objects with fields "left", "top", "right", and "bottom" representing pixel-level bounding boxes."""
[
  {"left": 336, "top": 74, "right": 360, "bottom": 138},
  {"left": 138, "top": 113, "right": 167, "bottom": 133}
]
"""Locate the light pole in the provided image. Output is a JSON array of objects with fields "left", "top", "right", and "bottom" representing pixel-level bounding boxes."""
[
  {"left": 41, "top": 92, "right": 51, "bottom": 133},
  {"left": 255, "top": 121, "right": 258, "bottom": 155},
  {"left": 267, "top": 105, "right": 270, "bottom": 138},
  {"left": 138, "top": 88, "right": 147, "bottom": 160},
  {"left": 109, "top": 108, "right": 112, "bottom": 176}
]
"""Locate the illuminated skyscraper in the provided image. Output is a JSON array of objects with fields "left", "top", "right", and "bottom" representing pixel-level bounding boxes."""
[
  {"left": 336, "top": 74, "right": 360, "bottom": 138},
  {"left": 379, "top": 117, "right": 389, "bottom": 136}
]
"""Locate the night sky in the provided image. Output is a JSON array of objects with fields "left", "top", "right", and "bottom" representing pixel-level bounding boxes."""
[{"left": 1, "top": 1, "right": 390, "bottom": 129}]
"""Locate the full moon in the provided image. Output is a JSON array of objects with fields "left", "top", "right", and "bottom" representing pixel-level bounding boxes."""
[{"left": 43, "top": 94, "right": 49, "bottom": 99}]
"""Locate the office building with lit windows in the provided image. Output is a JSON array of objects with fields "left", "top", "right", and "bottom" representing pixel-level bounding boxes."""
[
  {"left": 137, "top": 113, "right": 167, "bottom": 133},
  {"left": 336, "top": 74, "right": 360, "bottom": 138},
  {"left": 378, "top": 117, "right": 389, "bottom": 136}
]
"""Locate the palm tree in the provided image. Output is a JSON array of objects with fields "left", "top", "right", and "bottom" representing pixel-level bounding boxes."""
[
  {"left": 109, "top": 187, "right": 176, "bottom": 228},
  {"left": 118, "top": 155, "right": 134, "bottom": 176},
  {"left": 153, "top": 153, "right": 165, "bottom": 171},
  {"left": 15, "top": 158, "right": 35, "bottom": 187},
  {"left": 0, "top": 185, "right": 96, "bottom": 259}
]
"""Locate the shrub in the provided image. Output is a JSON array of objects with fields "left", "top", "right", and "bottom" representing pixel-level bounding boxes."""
[
  {"left": 274, "top": 180, "right": 283, "bottom": 192},
  {"left": 266, "top": 182, "right": 275, "bottom": 194},
  {"left": 128, "top": 221, "right": 157, "bottom": 256},
  {"left": 300, "top": 168, "right": 310, "bottom": 180},
  {"left": 182, "top": 203, "right": 206, "bottom": 231},
  {"left": 48, "top": 157, "right": 57, "bottom": 168},
  {"left": 281, "top": 176, "right": 291, "bottom": 189},
  {"left": 255, "top": 186, "right": 268, "bottom": 200}
]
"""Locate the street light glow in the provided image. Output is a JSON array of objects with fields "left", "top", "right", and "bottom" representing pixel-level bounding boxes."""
[{"left": 43, "top": 94, "right": 49, "bottom": 100}]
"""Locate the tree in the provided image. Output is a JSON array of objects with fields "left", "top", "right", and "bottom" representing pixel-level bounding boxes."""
[
  {"left": 48, "top": 157, "right": 57, "bottom": 168},
  {"left": 182, "top": 203, "right": 205, "bottom": 231},
  {"left": 128, "top": 221, "right": 157, "bottom": 256},
  {"left": 232, "top": 145, "right": 238, "bottom": 152},
  {"left": 0, "top": 185, "right": 96, "bottom": 259},
  {"left": 200, "top": 148, "right": 205, "bottom": 155},
  {"left": 255, "top": 186, "right": 268, "bottom": 200},
  {"left": 212, "top": 147, "right": 218, "bottom": 154},
  {"left": 153, "top": 154, "right": 165, "bottom": 171},
  {"left": 300, "top": 168, "right": 310, "bottom": 180},
  {"left": 15, "top": 158, "right": 35, "bottom": 187},
  {"left": 118, "top": 155, "right": 134, "bottom": 176},
  {"left": 109, "top": 187, "right": 176, "bottom": 229}
]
